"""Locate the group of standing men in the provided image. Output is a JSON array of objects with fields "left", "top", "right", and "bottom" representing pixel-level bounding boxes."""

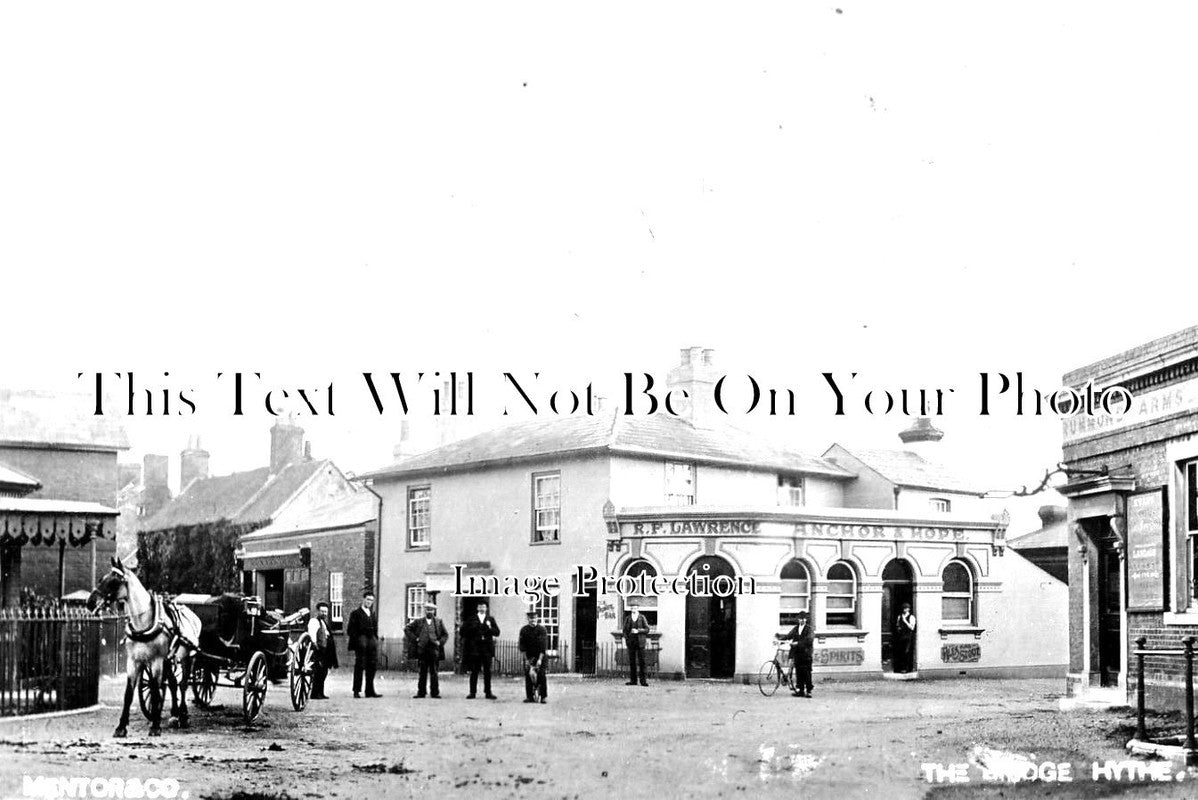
[{"left": 304, "top": 590, "right": 651, "bottom": 701}]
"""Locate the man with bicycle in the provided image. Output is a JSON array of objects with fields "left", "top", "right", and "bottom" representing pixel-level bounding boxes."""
[{"left": 782, "top": 610, "right": 814, "bottom": 698}]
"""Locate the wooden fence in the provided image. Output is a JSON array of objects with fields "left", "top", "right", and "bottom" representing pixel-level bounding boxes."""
[{"left": 0, "top": 607, "right": 116, "bottom": 716}]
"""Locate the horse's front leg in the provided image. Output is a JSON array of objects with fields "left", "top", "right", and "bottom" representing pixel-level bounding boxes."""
[
  {"left": 114, "top": 657, "right": 135, "bottom": 738},
  {"left": 172, "top": 652, "right": 190, "bottom": 728},
  {"left": 148, "top": 659, "right": 164, "bottom": 737}
]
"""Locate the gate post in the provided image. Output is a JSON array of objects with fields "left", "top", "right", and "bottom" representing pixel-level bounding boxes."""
[
  {"left": 1183, "top": 637, "right": 1196, "bottom": 767},
  {"left": 1135, "top": 636, "right": 1147, "bottom": 742}
]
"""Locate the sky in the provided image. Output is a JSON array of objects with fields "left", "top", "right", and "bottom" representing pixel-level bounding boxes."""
[{"left": 2, "top": 3, "right": 1196, "bottom": 535}]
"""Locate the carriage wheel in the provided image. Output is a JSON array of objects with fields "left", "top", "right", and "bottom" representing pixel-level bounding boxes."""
[
  {"left": 757, "top": 660, "right": 782, "bottom": 697},
  {"left": 242, "top": 651, "right": 269, "bottom": 723},
  {"left": 290, "top": 634, "right": 314, "bottom": 711},
  {"left": 191, "top": 659, "right": 217, "bottom": 708},
  {"left": 137, "top": 664, "right": 155, "bottom": 719}
]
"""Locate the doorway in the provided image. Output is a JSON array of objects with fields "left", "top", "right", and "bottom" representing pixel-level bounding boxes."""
[
  {"left": 574, "top": 583, "right": 598, "bottom": 674},
  {"left": 881, "top": 559, "right": 915, "bottom": 673},
  {"left": 261, "top": 570, "right": 284, "bottom": 611},
  {"left": 685, "top": 556, "right": 736, "bottom": 678},
  {"left": 1097, "top": 546, "right": 1121, "bottom": 687}
]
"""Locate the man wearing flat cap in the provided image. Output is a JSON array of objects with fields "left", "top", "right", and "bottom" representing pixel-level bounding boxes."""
[
  {"left": 518, "top": 607, "right": 548, "bottom": 704},
  {"left": 405, "top": 600, "right": 448, "bottom": 699},
  {"left": 782, "top": 610, "right": 815, "bottom": 698}
]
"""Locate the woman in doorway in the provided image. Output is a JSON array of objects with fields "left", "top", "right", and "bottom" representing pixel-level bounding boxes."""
[{"left": 893, "top": 603, "right": 916, "bottom": 673}]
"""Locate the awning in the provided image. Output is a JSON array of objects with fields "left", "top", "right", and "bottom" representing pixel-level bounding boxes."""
[
  {"left": 424, "top": 561, "right": 493, "bottom": 593},
  {"left": 0, "top": 498, "right": 117, "bottom": 547}
]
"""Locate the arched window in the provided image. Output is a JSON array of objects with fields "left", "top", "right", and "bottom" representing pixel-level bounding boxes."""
[
  {"left": 826, "top": 561, "right": 858, "bottom": 627},
  {"left": 779, "top": 560, "right": 810, "bottom": 626},
  {"left": 941, "top": 560, "right": 974, "bottom": 625},
  {"left": 623, "top": 560, "right": 658, "bottom": 627}
]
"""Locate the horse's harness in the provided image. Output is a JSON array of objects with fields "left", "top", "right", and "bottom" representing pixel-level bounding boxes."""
[
  {"left": 125, "top": 592, "right": 191, "bottom": 653},
  {"left": 125, "top": 592, "right": 165, "bottom": 643}
]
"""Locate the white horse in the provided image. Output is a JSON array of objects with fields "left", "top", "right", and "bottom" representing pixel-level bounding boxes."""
[{"left": 88, "top": 557, "right": 201, "bottom": 737}]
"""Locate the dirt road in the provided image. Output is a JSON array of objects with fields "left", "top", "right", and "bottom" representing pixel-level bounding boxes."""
[{"left": 0, "top": 673, "right": 1191, "bottom": 799}]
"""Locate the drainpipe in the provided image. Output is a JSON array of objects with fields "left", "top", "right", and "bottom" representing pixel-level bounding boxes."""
[
  {"left": 893, "top": 487, "right": 901, "bottom": 511},
  {"left": 361, "top": 480, "right": 384, "bottom": 614}
]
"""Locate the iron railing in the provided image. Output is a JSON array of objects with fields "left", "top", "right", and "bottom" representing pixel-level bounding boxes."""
[
  {"left": 0, "top": 607, "right": 110, "bottom": 716},
  {"left": 1132, "top": 635, "right": 1198, "bottom": 767}
]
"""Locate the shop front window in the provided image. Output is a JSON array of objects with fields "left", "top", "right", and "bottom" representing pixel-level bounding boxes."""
[
  {"left": 941, "top": 560, "right": 974, "bottom": 624},
  {"left": 1186, "top": 460, "right": 1198, "bottom": 603},
  {"left": 826, "top": 561, "right": 858, "bottom": 627},
  {"left": 779, "top": 559, "right": 810, "bottom": 626},
  {"left": 622, "top": 560, "right": 659, "bottom": 627}
]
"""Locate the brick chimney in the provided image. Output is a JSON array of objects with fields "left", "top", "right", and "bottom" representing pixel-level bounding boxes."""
[
  {"left": 179, "top": 436, "right": 210, "bottom": 493},
  {"left": 666, "top": 347, "right": 720, "bottom": 428},
  {"left": 270, "top": 419, "right": 305, "bottom": 475},
  {"left": 143, "top": 454, "right": 168, "bottom": 491},
  {"left": 140, "top": 453, "right": 172, "bottom": 518}
]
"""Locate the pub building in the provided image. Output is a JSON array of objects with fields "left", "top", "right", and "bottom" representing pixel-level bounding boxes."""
[
  {"left": 362, "top": 348, "right": 1067, "bottom": 680},
  {"left": 1058, "top": 325, "right": 1198, "bottom": 709}
]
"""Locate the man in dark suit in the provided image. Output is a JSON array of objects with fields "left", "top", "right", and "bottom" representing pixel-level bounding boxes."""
[
  {"left": 518, "top": 608, "right": 548, "bottom": 704},
  {"left": 405, "top": 601, "right": 448, "bottom": 698},
  {"left": 346, "top": 591, "right": 381, "bottom": 699},
  {"left": 306, "top": 601, "right": 338, "bottom": 699},
  {"left": 460, "top": 601, "right": 500, "bottom": 699},
  {"left": 622, "top": 603, "right": 651, "bottom": 686},
  {"left": 783, "top": 610, "right": 815, "bottom": 698}
]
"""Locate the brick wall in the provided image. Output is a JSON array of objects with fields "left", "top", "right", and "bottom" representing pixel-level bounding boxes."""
[
  {"left": 306, "top": 527, "right": 368, "bottom": 634},
  {"left": 1063, "top": 398, "right": 1198, "bottom": 709},
  {"left": 0, "top": 445, "right": 120, "bottom": 600},
  {"left": 1127, "top": 611, "right": 1198, "bottom": 710}
]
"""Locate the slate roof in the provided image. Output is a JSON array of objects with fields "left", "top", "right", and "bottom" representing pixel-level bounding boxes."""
[
  {"left": 0, "top": 459, "right": 42, "bottom": 491},
  {"left": 1008, "top": 517, "right": 1069, "bottom": 550},
  {"left": 141, "top": 459, "right": 328, "bottom": 531},
  {"left": 0, "top": 389, "right": 129, "bottom": 451},
  {"left": 241, "top": 491, "right": 377, "bottom": 539},
  {"left": 358, "top": 412, "right": 853, "bottom": 481},
  {"left": 829, "top": 447, "right": 987, "bottom": 495}
]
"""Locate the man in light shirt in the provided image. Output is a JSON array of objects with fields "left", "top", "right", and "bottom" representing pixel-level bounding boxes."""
[{"left": 306, "top": 601, "right": 338, "bottom": 700}]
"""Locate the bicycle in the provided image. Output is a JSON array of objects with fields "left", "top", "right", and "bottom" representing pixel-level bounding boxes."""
[{"left": 757, "top": 639, "right": 796, "bottom": 697}]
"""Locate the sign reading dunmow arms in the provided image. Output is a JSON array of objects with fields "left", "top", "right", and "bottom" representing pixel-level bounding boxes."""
[{"left": 1062, "top": 376, "right": 1198, "bottom": 445}]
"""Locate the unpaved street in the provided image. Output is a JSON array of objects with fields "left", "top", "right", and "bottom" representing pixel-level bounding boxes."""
[{"left": 0, "top": 674, "right": 1192, "bottom": 799}]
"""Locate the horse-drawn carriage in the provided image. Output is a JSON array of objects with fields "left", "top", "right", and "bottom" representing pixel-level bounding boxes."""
[{"left": 134, "top": 593, "right": 316, "bottom": 725}]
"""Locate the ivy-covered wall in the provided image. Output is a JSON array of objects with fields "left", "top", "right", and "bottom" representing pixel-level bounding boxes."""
[{"left": 137, "top": 520, "right": 259, "bottom": 594}]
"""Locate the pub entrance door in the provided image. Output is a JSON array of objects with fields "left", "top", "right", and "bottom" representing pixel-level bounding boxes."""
[
  {"left": 685, "top": 556, "right": 736, "bottom": 678},
  {"left": 1097, "top": 546, "right": 1122, "bottom": 687},
  {"left": 881, "top": 559, "right": 915, "bottom": 673},
  {"left": 574, "top": 582, "right": 598, "bottom": 674}
]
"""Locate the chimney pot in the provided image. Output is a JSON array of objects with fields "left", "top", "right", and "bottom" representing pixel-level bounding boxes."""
[{"left": 179, "top": 437, "right": 210, "bottom": 493}]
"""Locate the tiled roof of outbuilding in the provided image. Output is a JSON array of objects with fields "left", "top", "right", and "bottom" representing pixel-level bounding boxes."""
[
  {"left": 830, "top": 447, "right": 986, "bottom": 494},
  {"left": 140, "top": 460, "right": 329, "bottom": 532},
  {"left": 0, "top": 459, "right": 42, "bottom": 491},
  {"left": 358, "top": 412, "right": 853, "bottom": 480},
  {"left": 241, "top": 491, "right": 377, "bottom": 539}
]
